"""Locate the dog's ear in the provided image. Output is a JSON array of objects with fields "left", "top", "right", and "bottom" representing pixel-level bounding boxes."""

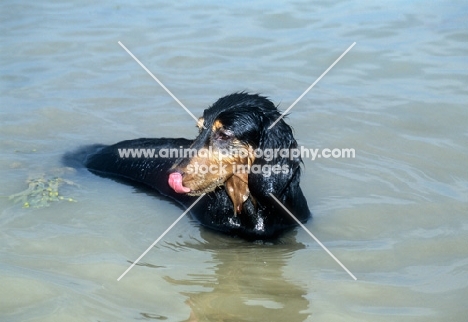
[{"left": 248, "top": 115, "right": 302, "bottom": 202}]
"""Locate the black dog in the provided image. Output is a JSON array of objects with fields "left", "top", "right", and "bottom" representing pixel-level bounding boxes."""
[{"left": 82, "top": 93, "right": 311, "bottom": 239}]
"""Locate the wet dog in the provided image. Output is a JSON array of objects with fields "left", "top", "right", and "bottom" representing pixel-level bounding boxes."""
[{"left": 81, "top": 93, "right": 311, "bottom": 239}]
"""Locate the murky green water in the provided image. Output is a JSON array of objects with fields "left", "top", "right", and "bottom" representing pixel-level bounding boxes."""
[{"left": 1, "top": 1, "right": 467, "bottom": 321}]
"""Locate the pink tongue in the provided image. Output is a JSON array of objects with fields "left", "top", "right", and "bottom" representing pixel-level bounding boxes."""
[{"left": 168, "top": 172, "right": 191, "bottom": 193}]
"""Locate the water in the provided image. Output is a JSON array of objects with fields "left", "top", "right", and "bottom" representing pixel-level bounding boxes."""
[{"left": 1, "top": 1, "right": 467, "bottom": 321}]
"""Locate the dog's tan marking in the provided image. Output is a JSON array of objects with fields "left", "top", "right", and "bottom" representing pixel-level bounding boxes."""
[
  {"left": 197, "top": 117, "right": 205, "bottom": 129},
  {"left": 212, "top": 120, "right": 224, "bottom": 132}
]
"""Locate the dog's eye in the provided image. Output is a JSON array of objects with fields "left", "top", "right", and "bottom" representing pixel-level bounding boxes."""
[{"left": 216, "top": 130, "right": 233, "bottom": 141}]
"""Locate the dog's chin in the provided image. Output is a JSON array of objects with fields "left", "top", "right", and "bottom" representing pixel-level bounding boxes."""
[{"left": 185, "top": 178, "right": 227, "bottom": 196}]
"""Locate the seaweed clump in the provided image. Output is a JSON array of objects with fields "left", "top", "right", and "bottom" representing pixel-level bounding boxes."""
[{"left": 9, "top": 177, "right": 77, "bottom": 208}]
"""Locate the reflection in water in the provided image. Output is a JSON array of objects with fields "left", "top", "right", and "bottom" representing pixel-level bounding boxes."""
[{"left": 158, "top": 229, "right": 309, "bottom": 321}]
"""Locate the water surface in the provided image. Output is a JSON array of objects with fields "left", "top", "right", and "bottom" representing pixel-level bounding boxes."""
[{"left": 1, "top": 1, "right": 467, "bottom": 321}]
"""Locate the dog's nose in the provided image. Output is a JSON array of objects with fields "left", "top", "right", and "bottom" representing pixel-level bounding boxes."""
[{"left": 168, "top": 172, "right": 191, "bottom": 193}]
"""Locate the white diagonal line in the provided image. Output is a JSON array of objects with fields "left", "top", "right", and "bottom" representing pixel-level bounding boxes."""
[
  {"left": 118, "top": 41, "right": 205, "bottom": 128},
  {"left": 117, "top": 193, "right": 205, "bottom": 281},
  {"left": 269, "top": 193, "right": 357, "bottom": 280},
  {"left": 268, "top": 42, "right": 356, "bottom": 130}
]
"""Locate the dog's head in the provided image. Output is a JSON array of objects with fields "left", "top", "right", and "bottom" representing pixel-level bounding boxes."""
[{"left": 168, "top": 93, "right": 302, "bottom": 214}]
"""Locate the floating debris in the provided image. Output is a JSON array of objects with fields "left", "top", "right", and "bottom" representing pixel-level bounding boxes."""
[{"left": 9, "top": 177, "right": 78, "bottom": 208}]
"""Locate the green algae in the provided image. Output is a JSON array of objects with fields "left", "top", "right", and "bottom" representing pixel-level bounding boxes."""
[{"left": 9, "top": 177, "right": 77, "bottom": 208}]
